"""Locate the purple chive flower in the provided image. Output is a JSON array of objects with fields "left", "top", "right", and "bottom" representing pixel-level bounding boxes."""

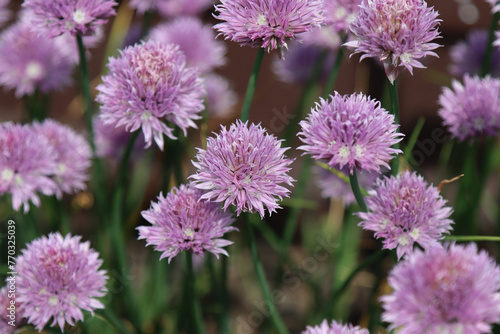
[
  {"left": 214, "top": 0, "right": 324, "bottom": 53},
  {"left": 0, "top": 285, "right": 22, "bottom": 333},
  {"left": 96, "top": 40, "right": 205, "bottom": 150},
  {"left": 357, "top": 171, "right": 453, "bottom": 259},
  {"left": 137, "top": 183, "right": 237, "bottom": 263},
  {"left": 298, "top": 92, "right": 403, "bottom": 174},
  {"left": 33, "top": 120, "right": 91, "bottom": 198},
  {"left": 323, "top": 0, "right": 362, "bottom": 34},
  {"left": 190, "top": 120, "right": 295, "bottom": 218},
  {"left": 0, "top": 123, "right": 57, "bottom": 213},
  {"left": 22, "top": 0, "right": 117, "bottom": 37},
  {"left": 272, "top": 41, "right": 335, "bottom": 84},
  {"left": 382, "top": 243, "right": 500, "bottom": 334},
  {"left": 149, "top": 17, "right": 226, "bottom": 73},
  {"left": 157, "top": 0, "right": 214, "bottom": 18},
  {"left": 204, "top": 73, "right": 237, "bottom": 118},
  {"left": 315, "top": 166, "right": 380, "bottom": 206},
  {"left": 0, "top": 19, "right": 74, "bottom": 97},
  {"left": 450, "top": 29, "right": 500, "bottom": 78},
  {"left": 302, "top": 319, "right": 369, "bottom": 334},
  {"left": 16, "top": 233, "right": 107, "bottom": 331},
  {"left": 129, "top": 0, "right": 159, "bottom": 14},
  {"left": 94, "top": 116, "right": 145, "bottom": 159},
  {"left": 438, "top": 74, "right": 500, "bottom": 141},
  {"left": 344, "top": 0, "right": 441, "bottom": 84},
  {"left": 0, "top": 0, "right": 11, "bottom": 28}
]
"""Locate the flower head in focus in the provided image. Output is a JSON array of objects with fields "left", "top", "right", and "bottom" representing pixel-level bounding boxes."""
[
  {"left": 381, "top": 243, "right": 500, "bottom": 334},
  {"left": 213, "top": 0, "right": 324, "bottom": 53},
  {"left": 298, "top": 92, "right": 403, "bottom": 174},
  {"left": 96, "top": 40, "right": 205, "bottom": 150},
  {"left": 149, "top": 17, "right": 226, "bottom": 73},
  {"left": 315, "top": 166, "right": 380, "bottom": 206},
  {"left": 0, "top": 19, "right": 74, "bottom": 97},
  {"left": 190, "top": 121, "right": 295, "bottom": 218},
  {"left": 138, "top": 183, "right": 237, "bottom": 262},
  {"left": 450, "top": 29, "right": 500, "bottom": 77},
  {"left": 22, "top": 0, "right": 117, "bottom": 37},
  {"left": 16, "top": 233, "right": 107, "bottom": 331},
  {"left": 345, "top": 0, "right": 441, "bottom": 83},
  {"left": 438, "top": 75, "right": 500, "bottom": 141},
  {"left": 0, "top": 122, "right": 58, "bottom": 213},
  {"left": 302, "top": 319, "right": 369, "bottom": 334},
  {"left": 33, "top": 120, "right": 91, "bottom": 198},
  {"left": 357, "top": 171, "right": 453, "bottom": 259}
]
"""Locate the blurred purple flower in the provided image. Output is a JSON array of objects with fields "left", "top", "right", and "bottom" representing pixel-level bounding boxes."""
[
  {"left": 0, "top": 285, "right": 22, "bottom": 333},
  {"left": 213, "top": 0, "right": 324, "bottom": 53},
  {"left": 94, "top": 116, "right": 145, "bottom": 159},
  {"left": 298, "top": 92, "right": 403, "bottom": 174},
  {"left": 157, "top": 0, "right": 214, "bottom": 18},
  {"left": 357, "top": 171, "right": 453, "bottom": 259},
  {"left": 0, "top": 0, "right": 11, "bottom": 28},
  {"left": 450, "top": 29, "right": 500, "bottom": 78},
  {"left": 438, "top": 74, "right": 500, "bottom": 141},
  {"left": 315, "top": 166, "right": 380, "bottom": 206},
  {"left": 0, "top": 122, "right": 58, "bottom": 213},
  {"left": 138, "top": 183, "right": 237, "bottom": 263},
  {"left": 0, "top": 19, "right": 74, "bottom": 97},
  {"left": 33, "top": 120, "right": 91, "bottom": 198},
  {"left": 324, "top": 0, "right": 362, "bottom": 34},
  {"left": 17, "top": 233, "right": 107, "bottom": 331},
  {"left": 345, "top": 0, "right": 441, "bottom": 84},
  {"left": 272, "top": 41, "right": 335, "bottom": 84},
  {"left": 382, "top": 243, "right": 500, "bottom": 334},
  {"left": 149, "top": 17, "right": 226, "bottom": 73},
  {"left": 204, "top": 73, "right": 237, "bottom": 118},
  {"left": 22, "top": 0, "right": 117, "bottom": 37},
  {"left": 129, "top": 0, "right": 159, "bottom": 14},
  {"left": 190, "top": 120, "right": 295, "bottom": 218},
  {"left": 302, "top": 319, "right": 369, "bottom": 334},
  {"left": 96, "top": 40, "right": 205, "bottom": 150}
]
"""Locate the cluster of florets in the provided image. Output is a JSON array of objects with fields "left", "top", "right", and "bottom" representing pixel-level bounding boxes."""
[
  {"left": 302, "top": 319, "right": 369, "bottom": 334},
  {"left": 0, "top": 121, "right": 91, "bottom": 212}
]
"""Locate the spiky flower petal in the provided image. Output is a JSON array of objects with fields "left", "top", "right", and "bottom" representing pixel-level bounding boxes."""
[
  {"left": 33, "top": 120, "right": 91, "bottom": 198},
  {"left": 302, "top": 319, "right": 369, "bottom": 334},
  {"left": 381, "top": 243, "right": 500, "bottom": 334},
  {"left": 0, "top": 123, "right": 58, "bottom": 213},
  {"left": 22, "top": 0, "right": 117, "bottom": 37},
  {"left": 138, "top": 183, "right": 237, "bottom": 262},
  {"left": 149, "top": 17, "right": 226, "bottom": 73},
  {"left": 438, "top": 74, "right": 500, "bottom": 141},
  {"left": 357, "top": 171, "right": 453, "bottom": 259},
  {"left": 345, "top": 0, "right": 441, "bottom": 83},
  {"left": 190, "top": 121, "right": 295, "bottom": 218},
  {"left": 97, "top": 40, "right": 205, "bottom": 150},
  {"left": 17, "top": 233, "right": 107, "bottom": 331},
  {"left": 298, "top": 92, "right": 403, "bottom": 174},
  {"left": 213, "top": 0, "right": 324, "bottom": 52}
]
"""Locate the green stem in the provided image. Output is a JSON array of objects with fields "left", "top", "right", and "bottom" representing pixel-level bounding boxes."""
[
  {"left": 95, "top": 308, "right": 132, "bottom": 334},
  {"left": 323, "top": 39, "right": 346, "bottom": 99},
  {"left": 388, "top": 79, "right": 400, "bottom": 176},
  {"left": 445, "top": 235, "right": 500, "bottom": 242},
  {"left": 324, "top": 249, "right": 386, "bottom": 318},
  {"left": 185, "top": 253, "right": 205, "bottom": 334},
  {"left": 139, "top": 10, "right": 153, "bottom": 40},
  {"left": 454, "top": 142, "right": 477, "bottom": 235},
  {"left": 53, "top": 196, "right": 71, "bottom": 235},
  {"left": 172, "top": 128, "right": 185, "bottom": 186},
  {"left": 243, "top": 213, "right": 289, "bottom": 334},
  {"left": 76, "top": 34, "right": 107, "bottom": 216},
  {"left": 349, "top": 168, "right": 367, "bottom": 212},
  {"left": 219, "top": 256, "right": 229, "bottom": 334},
  {"left": 110, "top": 131, "right": 142, "bottom": 332},
  {"left": 403, "top": 117, "right": 425, "bottom": 165},
  {"left": 23, "top": 90, "right": 48, "bottom": 121},
  {"left": 482, "top": 10, "right": 500, "bottom": 77},
  {"left": 240, "top": 48, "right": 265, "bottom": 122}
]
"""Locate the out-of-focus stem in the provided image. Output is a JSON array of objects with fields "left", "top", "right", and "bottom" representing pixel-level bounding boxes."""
[
  {"left": 388, "top": 79, "right": 400, "bottom": 175},
  {"left": 349, "top": 168, "right": 367, "bottom": 212},
  {"left": 240, "top": 48, "right": 265, "bottom": 122}
]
